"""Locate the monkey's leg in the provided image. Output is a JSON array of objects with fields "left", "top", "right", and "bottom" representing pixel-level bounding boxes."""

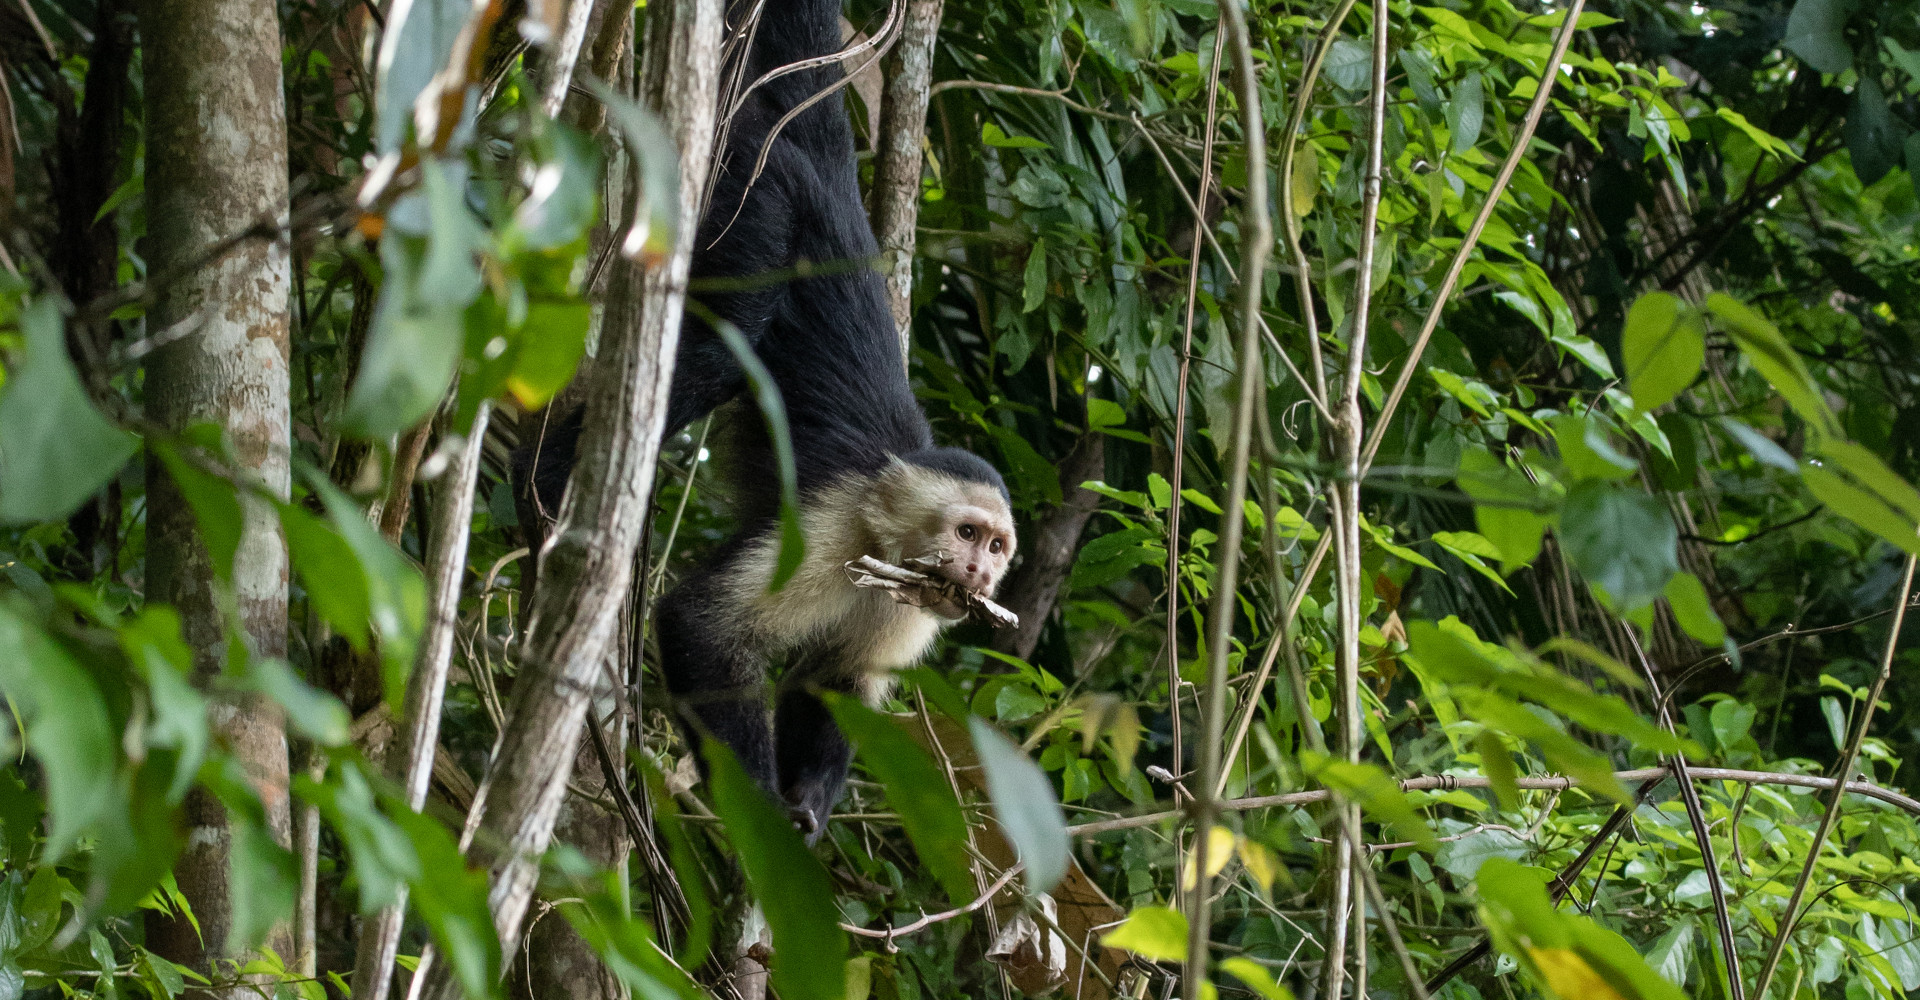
[
  {"left": 657, "top": 565, "right": 777, "bottom": 791},
  {"left": 774, "top": 657, "right": 870, "bottom": 844}
]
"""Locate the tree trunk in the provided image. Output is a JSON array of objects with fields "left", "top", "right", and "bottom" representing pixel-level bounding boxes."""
[
  {"left": 870, "top": 0, "right": 943, "bottom": 363},
  {"left": 412, "top": 1, "right": 722, "bottom": 996},
  {"left": 138, "top": 0, "right": 294, "bottom": 987},
  {"left": 991, "top": 432, "right": 1104, "bottom": 661}
]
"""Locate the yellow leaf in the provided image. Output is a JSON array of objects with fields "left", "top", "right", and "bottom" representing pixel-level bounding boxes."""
[
  {"left": 1181, "top": 826, "right": 1237, "bottom": 890},
  {"left": 1237, "top": 838, "right": 1279, "bottom": 893},
  {"left": 1528, "top": 947, "right": 1629, "bottom": 1000}
]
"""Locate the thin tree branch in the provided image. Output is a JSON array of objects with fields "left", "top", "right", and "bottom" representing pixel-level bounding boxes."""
[
  {"left": 1323, "top": 0, "right": 1390, "bottom": 990},
  {"left": 1163, "top": 19, "right": 1225, "bottom": 786},
  {"left": 1624, "top": 626, "right": 1744, "bottom": 1000},
  {"left": 1183, "top": 1, "right": 1271, "bottom": 996},
  {"left": 839, "top": 865, "right": 1022, "bottom": 939},
  {"left": 350, "top": 402, "right": 492, "bottom": 1000},
  {"left": 871, "top": 0, "right": 943, "bottom": 362},
  {"left": 1357, "top": 0, "right": 1587, "bottom": 477},
  {"left": 1753, "top": 553, "right": 1918, "bottom": 999}
]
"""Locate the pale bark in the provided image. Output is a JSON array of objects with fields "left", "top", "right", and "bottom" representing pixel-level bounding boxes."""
[
  {"left": 137, "top": 0, "right": 294, "bottom": 985},
  {"left": 350, "top": 404, "right": 492, "bottom": 1000},
  {"left": 870, "top": 0, "right": 943, "bottom": 362},
  {"left": 410, "top": 0, "right": 723, "bottom": 996},
  {"left": 524, "top": 3, "right": 641, "bottom": 996}
]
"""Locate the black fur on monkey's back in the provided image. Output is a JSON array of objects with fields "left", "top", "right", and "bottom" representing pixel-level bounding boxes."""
[
  {"left": 513, "top": 0, "right": 1006, "bottom": 836},
  {"left": 518, "top": 0, "right": 1006, "bottom": 525}
]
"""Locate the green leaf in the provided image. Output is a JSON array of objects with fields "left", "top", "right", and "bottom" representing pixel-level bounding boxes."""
[
  {"left": 117, "top": 607, "right": 210, "bottom": 801},
  {"left": 1447, "top": 72, "right": 1485, "bottom": 154},
  {"left": 589, "top": 79, "right": 683, "bottom": 264},
  {"left": 1476, "top": 728, "right": 1520, "bottom": 810},
  {"left": 1457, "top": 448, "right": 1549, "bottom": 571},
  {"left": 1783, "top": 0, "right": 1854, "bottom": 75},
  {"left": 704, "top": 740, "right": 848, "bottom": 1000},
  {"left": 1620, "top": 292, "right": 1704, "bottom": 412},
  {"left": 152, "top": 442, "right": 245, "bottom": 581},
  {"left": 1100, "top": 906, "right": 1188, "bottom": 962},
  {"left": 249, "top": 658, "right": 350, "bottom": 747},
  {"left": 636, "top": 756, "right": 713, "bottom": 968},
  {"left": 824, "top": 698, "right": 975, "bottom": 906},
  {"left": 1716, "top": 417, "right": 1798, "bottom": 472},
  {"left": 1220, "top": 957, "right": 1295, "bottom": 1000},
  {"left": 388, "top": 802, "right": 500, "bottom": 1000},
  {"left": 1708, "top": 699, "right": 1756, "bottom": 754},
  {"left": 1022, "top": 238, "right": 1048, "bottom": 313},
  {"left": 970, "top": 717, "right": 1069, "bottom": 893},
  {"left": 1301, "top": 752, "right": 1436, "bottom": 851},
  {"left": 295, "top": 762, "right": 420, "bottom": 914},
  {"left": 982, "top": 121, "right": 1050, "bottom": 149},
  {"left": 343, "top": 235, "right": 464, "bottom": 437},
  {"left": 558, "top": 883, "right": 705, "bottom": 1000},
  {"left": 1552, "top": 414, "right": 1637, "bottom": 482},
  {"left": 507, "top": 301, "right": 591, "bottom": 410},
  {"left": 702, "top": 306, "right": 808, "bottom": 589},
  {"left": 0, "top": 600, "right": 118, "bottom": 861},
  {"left": 1086, "top": 398, "right": 1126, "bottom": 429},
  {"left": 1662, "top": 572, "right": 1725, "bottom": 646},
  {"left": 1558, "top": 482, "right": 1677, "bottom": 612},
  {"left": 1706, "top": 293, "right": 1839, "bottom": 437},
  {"left": 1476, "top": 857, "right": 1687, "bottom": 1000},
  {"left": 0, "top": 298, "right": 138, "bottom": 524},
  {"left": 1551, "top": 332, "right": 1616, "bottom": 378}
]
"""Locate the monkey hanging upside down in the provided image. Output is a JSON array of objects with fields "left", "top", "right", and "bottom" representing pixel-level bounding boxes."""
[{"left": 516, "top": 0, "right": 1017, "bottom": 839}]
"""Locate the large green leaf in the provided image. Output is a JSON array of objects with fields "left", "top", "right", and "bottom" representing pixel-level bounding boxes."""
[
  {"left": 1620, "top": 292, "right": 1703, "bottom": 412},
  {"left": 704, "top": 741, "right": 848, "bottom": 1000},
  {"left": 0, "top": 599, "right": 118, "bottom": 860},
  {"left": 1707, "top": 293, "right": 1839, "bottom": 438},
  {"left": 0, "top": 298, "right": 137, "bottom": 524},
  {"left": 1456, "top": 448, "right": 1550, "bottom": 571},
  {"left": 1558, "top": 481, "right": 1677, "bottom": 612},
  {"left": 1300, "top": 752, "right": 1436, "bottom": 851},
  {"left": 825, "top": 698, "right": 976, "bottom": 906},
  {"left": 970, "top": 717, "right": 1069, "bottom": 893},
  {"left": 1782, "top": 0, "right": 1854, "bottom": 74}
]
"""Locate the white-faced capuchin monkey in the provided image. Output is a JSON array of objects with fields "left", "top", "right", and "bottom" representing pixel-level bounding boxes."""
[{"left": 514, "top": 0, "right": 1017, "bottom": 840}]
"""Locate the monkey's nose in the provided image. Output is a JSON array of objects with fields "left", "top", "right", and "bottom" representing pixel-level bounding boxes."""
[{"left": 966, "top": 562, "right": 980, "bottom": 576}]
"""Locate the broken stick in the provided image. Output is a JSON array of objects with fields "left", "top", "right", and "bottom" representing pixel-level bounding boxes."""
[{"left": 844, "top": 554, "right": 1020, "bottom": 629}]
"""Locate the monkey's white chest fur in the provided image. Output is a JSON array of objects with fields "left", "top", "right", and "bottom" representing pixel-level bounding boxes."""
[{"left": 718, "top": 506, "right": 952, "bottom": 699}]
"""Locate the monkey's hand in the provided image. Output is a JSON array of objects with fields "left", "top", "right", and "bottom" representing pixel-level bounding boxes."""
[{"left": 842, "top": 555, "right": 1019, "bottom": 628}]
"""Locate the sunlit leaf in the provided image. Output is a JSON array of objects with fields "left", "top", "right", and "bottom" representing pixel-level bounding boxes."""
[
  {"left": 1100, "top": 905, "right": 1188, "bottom": 962},
  {"left": 1620, "top": 292, "right": 1704, "bottom": 412}
]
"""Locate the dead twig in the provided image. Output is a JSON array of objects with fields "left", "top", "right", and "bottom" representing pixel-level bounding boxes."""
[
  {"left": 840, "top": 864, "right": 1022, "bottom": 943},
  {"left": 843, "top": 554, "right": 1019, "bottom": 628}
]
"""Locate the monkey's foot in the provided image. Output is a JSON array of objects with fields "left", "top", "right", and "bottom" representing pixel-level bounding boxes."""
[{"left": 786, "top": 803, "right": 827, "bottom": 844}]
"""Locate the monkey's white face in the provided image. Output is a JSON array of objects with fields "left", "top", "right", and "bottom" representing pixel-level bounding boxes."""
[{"left": 932, "top": 497, "right": 1017, "bottom": 597}]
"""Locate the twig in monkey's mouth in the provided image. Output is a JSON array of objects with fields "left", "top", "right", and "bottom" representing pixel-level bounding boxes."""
[{"left": 842, "top": 555, "right": 1020, "bottom": 629}]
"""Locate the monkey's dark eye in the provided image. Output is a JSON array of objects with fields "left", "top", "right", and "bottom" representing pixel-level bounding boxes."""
[
  {"left": 957, "top": 524, "right": 978, "bottom": 541},
  {"left": 989, "top": 539, "right": 1004, "bottom": 554}
]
